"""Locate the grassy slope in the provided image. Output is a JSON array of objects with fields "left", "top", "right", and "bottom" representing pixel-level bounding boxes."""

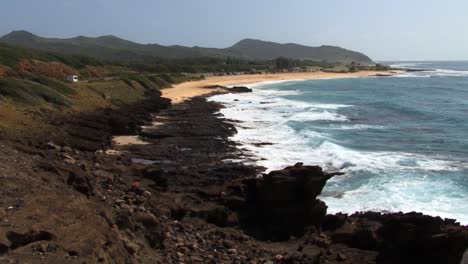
[
  {"left": 0, "top": 73, "right": 198, "bottom": 141},
  {"left": 0, "top": 79, "right": 133, "bottom": 137},
  {"left": 0, "top": 42, "right": 204, "bottom": 140}
]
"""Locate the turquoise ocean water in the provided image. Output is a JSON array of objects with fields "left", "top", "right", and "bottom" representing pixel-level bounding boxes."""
[{"left": 210, "top": 61, "right": 468, "bottom": 224}]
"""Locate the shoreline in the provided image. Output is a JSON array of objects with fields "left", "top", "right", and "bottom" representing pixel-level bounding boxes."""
[
  {"left": 128, "top": 69, "right": 468, "bottom": 226},
  {"left": 163, "top": 70, "right": 404, "bottom": 103},
  {"left": 1, "top": 80, "right": 466, "bottom": 263},
  {"left": 123, "top": 94, "right": 467, "bottom": 263},
  {"left": 203, "top": 74, "right": 468, "bottom": 225}
]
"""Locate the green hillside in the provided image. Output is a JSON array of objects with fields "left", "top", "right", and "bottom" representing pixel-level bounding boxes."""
[
  {"left": 227, "top": 39, "right": 373, "bottom": 64},
  {"left": 0, "top": 30, "right": 374, "bottom": 65}
]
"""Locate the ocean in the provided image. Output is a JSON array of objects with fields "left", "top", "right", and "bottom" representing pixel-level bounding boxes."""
[{"left": 209, "top": 61, "right": 468, "bottom": 225}]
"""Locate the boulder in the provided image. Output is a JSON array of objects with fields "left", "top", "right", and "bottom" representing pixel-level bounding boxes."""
[
  {"left": 322, "top": 213, "right": 348, "bottom": 231},
  {"left": 375, "top": 212, "right": 468, "bottom": 264},
  {"left": 0, "top": 242, "right": 8, "bottom": 255},
  {"left": 67, "top": 169, "right": 94, "bottom": 197},
  {"left": 227, "top": 86, "right": 253, "bottom": 93},
  {"left": 238, "top": 163, "right": 341, "bottom": 240},
  {"left": 326, "top": 211, "right": 468, "bottom": 264}
]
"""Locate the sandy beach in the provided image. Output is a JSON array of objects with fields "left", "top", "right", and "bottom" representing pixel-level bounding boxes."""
[{"left": 163, "top": 70, "right": 402, "bottom": 103}]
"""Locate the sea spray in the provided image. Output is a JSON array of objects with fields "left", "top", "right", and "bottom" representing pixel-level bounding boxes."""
[{"left": 209, "top": 63, "right": 468, "bottom": 224}]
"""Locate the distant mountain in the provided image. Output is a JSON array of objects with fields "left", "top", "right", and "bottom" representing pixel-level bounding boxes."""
[
  {"left": 226, "top": 39, "right": 373, "bottom": 64},
  {"left": 0, "top": 30, "right": 374, "bottom": 64}
]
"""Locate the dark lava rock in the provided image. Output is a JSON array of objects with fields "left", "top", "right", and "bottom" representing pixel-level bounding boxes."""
[
  {"left": 115, "top": 210, "right": 136, "bottom": 231},
  {"left": 0, "top": 242, "right": 8, "bottom": 255},
  {"left": 326, "top": 211, "right": 468, "bottom": 264},
  {"left": 6, "top": 230, "right": 55, "bottom": 250},
  {"left": 239, "top": 163, "right": 340, "bottom": 241},
  {"left": 322, "top": 213, "right": 348, "bottom": 231},
  {"left": 202, "top": 85, "right": 226, "bottom": 89},
  {"left": 375, "top": 212, "right": 468, "bottom": 264},
  {"left": 144, "top": 226, "right": 164, "bottom": 249},
  {"left": 227, "top": 86, "right": 253, "bottom": 93},
  {"left": 67, "top": 169, "right": 94, "bottom": 197},
  {"left": 330, "top": 216, "right": 382, "bottom": 251},
  {"left": 142, "top": 168, "right": 168, "bottom": 189}
]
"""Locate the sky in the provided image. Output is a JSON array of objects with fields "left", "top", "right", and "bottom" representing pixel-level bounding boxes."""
[{"left": 1, "top": 0, "right": 467, "bottom": 61}]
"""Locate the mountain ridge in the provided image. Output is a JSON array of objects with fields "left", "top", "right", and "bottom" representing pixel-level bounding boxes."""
[{"left": 0, "top": 30, "right": 374, "bottom": 64}]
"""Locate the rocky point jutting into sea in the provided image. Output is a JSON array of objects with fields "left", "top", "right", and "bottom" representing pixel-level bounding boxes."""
[{"left": 0, "top": 82, "right": 466, "bottom": 263}]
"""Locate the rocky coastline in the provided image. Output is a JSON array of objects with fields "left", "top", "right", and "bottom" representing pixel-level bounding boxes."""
[{"left": 0, "top": 88, "right": 467, "bottom": 264}]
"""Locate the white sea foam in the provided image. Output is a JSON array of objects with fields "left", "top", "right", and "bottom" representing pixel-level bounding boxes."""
[
  {"left": 333, "top": 124, "right": 386, "bottom": 130},
  {"left": 392, "top": 68, "right": 468, "bottom": 78},
  {"left": 311, "top": 103, "right": 353, "bottom": 109},
  {"left": 209, "top": 78, "right": 468, "bottom": 224},
  {"left": 290, "top": 111, "right": 349, "bottom": 122},
  {"left": 228, "top": 79, "right": 306, "bottom": 89},
  {"left": 388, "top": 62, "right": 431, "bottom": 68},
  {"left": 323, "top": 173, "right": 468, "bottom": 224},
  {"left": 210, "top": 86, "right": 462, "bottom": 173},
  {"left": 393, "top": 73, "right": 432, "bottom": 78},
  {"left": 434, "top": 69, "right": 468, "bottom": 77}
]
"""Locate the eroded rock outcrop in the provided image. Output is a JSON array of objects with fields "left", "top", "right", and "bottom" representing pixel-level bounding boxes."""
[
  {"left": 322, "top": 211, "right": 468, "bottom": 264},
  {"left": 216, "top": 163, "right": 468, "bottom": 263},
  {"left": 227, "top": 86, "right": 252, "bottom": 93},
  {"left": 230, "top": 163, "right": 343, "bottom": 240},
  {"left": 202, "top": 85, "right": 252, "bottom": 93}
]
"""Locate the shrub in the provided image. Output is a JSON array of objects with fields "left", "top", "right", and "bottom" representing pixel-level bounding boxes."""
[
  {"left": 147, "top": 75, "right": 170, "bottom": 88},
  {"left": 29, "top": 76, "right": 75, "bottom": 95},
  {"left": 158, "top": 73, "right": 175, "bottom": 83},
  {"left": 0, "top": 78, "right": 70, "bottom": 106}
]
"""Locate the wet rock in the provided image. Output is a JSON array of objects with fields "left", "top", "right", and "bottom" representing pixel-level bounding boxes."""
[
  {"left": 203, "top": 85, "right": 226, "bottom": 89},
  {"left": 330, "top": 218, "right": 381, "bottom": 250},
  {"left": 326, "top": 211, "right": 468, "bottom": 263},
  {"left": 227, "top": 86, "right": 253, "bottom": 93},
  {"left": 142, "top": 168, "right": 168, "bottom": 189},
  {"left": 322, "top": 213, "right": 348, "bottom": 231},
  {"left": 375, "top": 212, "right": 468, "bottom": 264}
]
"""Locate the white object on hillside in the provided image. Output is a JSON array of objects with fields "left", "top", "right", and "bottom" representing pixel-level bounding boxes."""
[{"left": 66, "top": 75, "right": 79, "bottom": 82}]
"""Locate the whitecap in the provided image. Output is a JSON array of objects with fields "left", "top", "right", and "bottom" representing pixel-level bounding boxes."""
[
  {"left": 290, "top": 111, "right": 349, "bottom": 122},
  {"left": 333, "top": 124, "right": 386, "bottom": 130},
  {"left": 322, "top": 173, "right": 468, "bottom": 225},
  {"left": 209, "top": 78, "right": 468, "bottom": 224}
]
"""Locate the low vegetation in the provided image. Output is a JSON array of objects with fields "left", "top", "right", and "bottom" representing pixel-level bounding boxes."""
[
  {"left": 28, "top": 76, "right": 76, "bottom": 95},
  {"left": 0, "top": 78, "right": 70, "bottom": 106},
  {"left": 0, "top": 41, "right": 393, "bottom": 140}
]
